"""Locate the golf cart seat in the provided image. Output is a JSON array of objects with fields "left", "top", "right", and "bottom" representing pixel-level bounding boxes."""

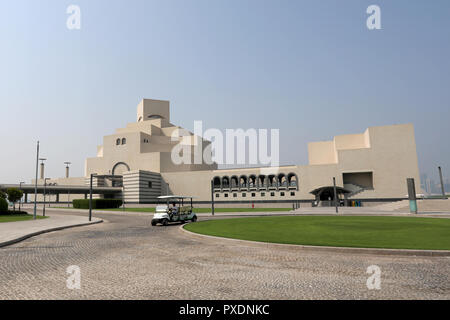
[{"left": 179, "top": 206, "right": 193, "bottom": 214}]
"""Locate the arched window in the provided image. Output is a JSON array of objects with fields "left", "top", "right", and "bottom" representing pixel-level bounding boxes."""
[
  {"left": 231, "top": 176, "right": 239, "bottom": 189},
  {"left": 239, "top": 176, "right": 248, "bottom": 189},
  {"left": 222, "top": 176, "right": 230, "bottom": 189},
  {"left": 258, "top": 175, "right": 266, "bottom": 189},
  {"left": 112, "top": 162, "right": 130, "bottom": 175},
  {"left": 116, "top": 138, "right": 121, "bottom": 145},
  {"left": 249, "top": 175, "right": 257, "bottom": 188},
  {"left": 122, "top": 138, "right": 127, "bottom": 145},
  {"left": 213, "top": 177, "right": 221, "bottom": 189},
  {"left": 148, "top": 114, "right": 163, "bottom": 120},
  {"left": 288, "top": 173, "right": 299, "bottom": 191},
  {"left": 268, "top": 175, "right": 277, "bottom": 188},
  {"left": 278, "top": 173, "right": 287, "bottom": 188}
]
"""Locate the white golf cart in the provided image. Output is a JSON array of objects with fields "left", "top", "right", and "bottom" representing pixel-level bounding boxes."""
[{"left": 151, "top": 195, "right": 198, "bottom": 226}]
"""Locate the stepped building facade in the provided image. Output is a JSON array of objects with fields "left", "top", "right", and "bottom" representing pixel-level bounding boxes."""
[{"left": 31, "top": 99, "right": 421, "bottom": 205}]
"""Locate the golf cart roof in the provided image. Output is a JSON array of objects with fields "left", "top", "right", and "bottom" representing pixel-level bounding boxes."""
[{"left": 157, "top": 195, "right": 196, "bottom": 200}]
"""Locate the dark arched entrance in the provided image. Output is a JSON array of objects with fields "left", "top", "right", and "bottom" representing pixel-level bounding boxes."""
[{"left": 310, "top": 186, "right": 351, "bottom": 207}]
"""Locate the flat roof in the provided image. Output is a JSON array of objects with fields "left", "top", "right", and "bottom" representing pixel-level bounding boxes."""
[
  {"left": 157, "top": 195, "right": 196, "bottom": 199},
  {"left": 0, "top": 184, "right": 122, "bottom": 194}
]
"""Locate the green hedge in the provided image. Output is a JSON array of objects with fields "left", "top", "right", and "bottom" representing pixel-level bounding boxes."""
[
  {"left": 0, "top": 211, "right": 29, "bottom": 216},
  {"left": 73, "top": 199, "right": 123, "bottom": 209},
  {"left": 0, "top": 198, "right": 8, "bottom": 213}
]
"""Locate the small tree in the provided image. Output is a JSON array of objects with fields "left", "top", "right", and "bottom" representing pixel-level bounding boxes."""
[
  {"left": 0, "top": 190, "right": 6, "bottom": 199},
  {"left": 0, "top": 198, "right": 8, "bottom": 213},
  {"left": 6, "top": 188, "right": 23, "bottom": 212}
]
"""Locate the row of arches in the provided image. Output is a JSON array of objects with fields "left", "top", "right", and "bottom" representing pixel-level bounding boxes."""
[{"left": 213, "top": 173, "right": 298, "bottom": 191}]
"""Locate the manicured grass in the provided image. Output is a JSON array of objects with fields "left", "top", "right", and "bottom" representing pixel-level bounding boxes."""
[
  {"left": 58, "top": 207, "right": 291, "bottom": 213},
  {"left": 184, "top": 216, "right": 450, "bottom": 250},
  {"left": 0, "top": 214, "right": 47, "bottom": 223}
]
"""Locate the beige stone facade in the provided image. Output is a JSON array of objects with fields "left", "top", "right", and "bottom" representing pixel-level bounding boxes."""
[{"left": 39, "top": 99, "right": 421, "bottom": 204}]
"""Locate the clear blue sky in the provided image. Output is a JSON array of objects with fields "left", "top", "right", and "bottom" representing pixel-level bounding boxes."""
[{"left": 0, "top": 0, "right": 449, "bottom": 183}]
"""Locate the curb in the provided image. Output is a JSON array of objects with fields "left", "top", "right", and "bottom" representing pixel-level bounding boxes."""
[
  {"left": 0, "top": 219, "right": 103, "bottom": 248},
  {"left": 180, "top": 224, "right": 450, "bottom": 257}
]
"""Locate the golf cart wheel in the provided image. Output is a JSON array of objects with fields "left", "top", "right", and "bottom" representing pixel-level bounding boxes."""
[
  {"left": 191, "top": 216, "right": 197, "bottom": 222},
  {"left": 151, "top": 221, "right": 156, "bottom": 226},
  {"left": 162, "top": 219, "right": 169, "bottom": 226}
]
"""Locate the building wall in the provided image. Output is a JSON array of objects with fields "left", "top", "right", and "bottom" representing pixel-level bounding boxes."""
[
  {"left": 158, "top": 123, "right": 420, "bottom": 202},
  {"left": 85, "top": 99, "right": 217, "bottom": 176},
  {"left": 29, "top": 99, "right": 421, "bottom": 205},
  {"left": 123, "top": 170, "right": 162, "bottom": 203},
  {"left": 308, "top": 141, "right": 337, "bottom": 165}
]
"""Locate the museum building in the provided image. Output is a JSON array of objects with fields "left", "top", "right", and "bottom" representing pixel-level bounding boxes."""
[{"left": 31, "top": 99, "right": 421, "bottom": 205}]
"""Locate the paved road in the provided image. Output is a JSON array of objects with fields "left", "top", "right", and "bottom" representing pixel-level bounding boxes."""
[
  {"left": 0, "top": 211, "right": 449, "bottom": 299},
  {"left": 0, "top": 214, "right": 102, "bottom": 247}
]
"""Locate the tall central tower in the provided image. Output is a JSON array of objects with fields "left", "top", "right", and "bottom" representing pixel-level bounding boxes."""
[{"left": 137, "top": 99, "right": 170, "bottom": 122}]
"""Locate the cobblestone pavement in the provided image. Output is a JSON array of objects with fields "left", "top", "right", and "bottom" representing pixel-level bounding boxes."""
[{"left": 0, "top": 212, "right": 449, "bottom": 299}]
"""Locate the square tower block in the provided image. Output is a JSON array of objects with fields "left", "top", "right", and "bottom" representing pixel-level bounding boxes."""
[{"left": 137, "top": 99, "right": 170, "bottom": 122}]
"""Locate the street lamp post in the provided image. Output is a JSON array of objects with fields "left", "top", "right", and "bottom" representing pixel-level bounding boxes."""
[
  {"left": 64, "top": 162, "right": 71, "bottom": 178},
  {"left": 65, "top": 162, "right": 72, "bottom": 207},
  {"left": 89, "top": 173, "right": 96, "bottom": 222},
  {"left": 210, "top": 180, "right": 215, "bottom": 216},
  {"left": 38, "top": 158, "right": 47, "bottom": 215},
  {"left": 33, "top": 142, "right": 40, "bottom": 220},
  {"left": 67, "top": 189, "right": 70, "bottom": 207},
  {"left": 39, "top": 158, "right": 47, "bottom": 180},
  {"left": 122, "top": 184, "right": 125, "bottom": 212},
  {"left": 333, "top": 177, "right": 338, "bottom": 214},
  {"left": 19, "top": 181, "right": 25, "bottom": 212},
  {"left": 438, "top": 166, "right": 447, "bottom": 199},
  {"left": 43, "top": 178, "right": 50, "bottom": 216}
]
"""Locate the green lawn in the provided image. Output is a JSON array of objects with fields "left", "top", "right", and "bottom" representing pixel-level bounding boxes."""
[
  {"left": 184, "top": 216, "right": 450, "bottom": 250},
  {"left": 0, "top": 214, "right": 47, "bottom": 223},
  {"left": 60, "top": 207, "right": 291, "bottom": 213}
]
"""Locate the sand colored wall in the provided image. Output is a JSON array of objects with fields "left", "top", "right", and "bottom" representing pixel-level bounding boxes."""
[
  {"left": 62, "top": 98, "right": 421, "bottom": 203},
  {"left": 137, "top": 99, "right": 170, "bottom": 122},
  {"left": 123, "top": 170, "right": 162, "bottom": 202},
  {"left": 85, "top": 99, "right": 217, "bottom": 177},
  {"left": 308, "top": 141, "right": 337, "bottom": 165},
  {"left": 334, "top": 131, "right": 369, "bottom": 150},
  {"left": 163, "top": 123, "right": 420, "bottom": 201}
]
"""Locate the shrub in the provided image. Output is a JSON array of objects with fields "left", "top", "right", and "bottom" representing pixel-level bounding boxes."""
[
  {"left": 0, "top": 198, "right": 8, "bottom": 213},
  {"left": 73, "top": 199, "right": 123, "bottom": 209},
  {"left": 6, "top": 188, "right": 24, "bottom": 211},
  {"left": 0, "top": 190, "right": 6, "bottom": 199}
]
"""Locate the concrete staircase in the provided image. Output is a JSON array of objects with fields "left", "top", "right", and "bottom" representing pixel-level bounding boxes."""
[
  {"left": 373, "top": 200, "right": 410, "bottom": 211},
  {"left": 344, "top": 183, "right": 366, "bottom": 197},
  {"left": 374, "top": 199, "right": 450, "bottom": 213}
]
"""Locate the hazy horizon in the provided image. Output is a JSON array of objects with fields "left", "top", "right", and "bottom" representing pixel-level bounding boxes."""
[{"left": 1, "top": 0, "right": 449, "bottom": 184}]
